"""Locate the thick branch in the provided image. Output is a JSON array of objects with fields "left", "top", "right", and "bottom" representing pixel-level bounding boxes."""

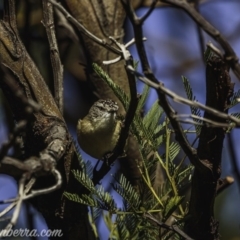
[{"left": 184, "top": 56, "right": 234, "bottom": 239}]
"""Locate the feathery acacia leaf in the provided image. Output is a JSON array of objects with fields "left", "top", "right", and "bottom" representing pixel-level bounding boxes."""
[
  {"left": 163, "top": 196, "right": 183, "bottom": 221},
  {"left": 231, "top": 112, "right": 240, "bottom": 118},
  {"left": 73, "top": 139, "right": 86, "bottom": 170},
  {"left": 182, "top": 76, "right": 201, "bottom": 135},
  {"left": 204, "top": 45, "right": 214, "bottom": 62},
  {"left": 136, "top": 84, "right": 150, "bottom": 113},
  {"left": 90, "top": 207, "right": 102, "bottom": 222},
  {"left": 87, "top": 63, "right": 190, "bottom": 239},
  {"left": 169, "top": 142, "right": 181, "bottom": 162},
  {"left": 113, "top": 174, "right": 142, "bottom": 210},
  {"left": 143, "top": 100, "right": 163, "bottom": 131},
  {"left": 93, "top": 63, "right": 129, "bottom": 110},
  {"left": 63, "top": 192, "right": 98, "bottom": 207},
  {"left": 93, "top": 63, "right": 163, "bottom": 152},
  {"left": 228, "top": 89, "right": 240, "bottom": 109},
  {"left": 95, "top": 185, "right": 117, "bottom": 212},
  {"left": 176, "top": 165, "right": 194, "bottom": 187},
  {"left": 72, "top": 169, "right": 95, "bottom": 193}
]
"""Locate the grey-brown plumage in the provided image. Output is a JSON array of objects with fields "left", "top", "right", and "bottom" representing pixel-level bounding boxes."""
[{"left": 77, "top": 99, "right": 122, "bottom": 159}]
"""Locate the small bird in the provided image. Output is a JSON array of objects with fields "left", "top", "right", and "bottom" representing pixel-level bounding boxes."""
[{"left": 77, "top": 99, "right": 122, "bottom": 159}]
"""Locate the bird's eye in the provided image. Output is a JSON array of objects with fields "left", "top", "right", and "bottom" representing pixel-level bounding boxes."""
[{"left": 98, "top": 106, "right": 105, "bottom": 111}]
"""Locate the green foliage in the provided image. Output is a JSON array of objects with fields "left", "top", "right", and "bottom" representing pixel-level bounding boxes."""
[
  {"left": 65, "top": 169, "right": 117, "bottom": 212},
  {"left": 204, "top": 44, "right": 214, "bottom": 63},
  {"left": 112, "top": 174, "right": 142, "bottom": 210},
  {"left": 71, "top": 169, "right": 95, "bottom": 193},
  {"left": 162, "top": 196, "right": 183, "bottom": 221},
  {"left": 105, "top": 212, "right": 159, "bottom": 240},
  {"left": 182, "top": 74, "right": 240, "bottom": 136},
  {"left": 228, "top": 89, "right": 240, "bottom": 109},
  {"left": 88, "top": 207, "right": 101, "bottom": 238},
  {"left": 64, "top": 63, "right": 195, "bottom": 239},
  {"left": 226, "top": 112, "right": 240, "bottom": 133},
  {"left": 92, "top": 63, "right": 129, "bottom": 110},
  {"left": 143, "top": 100, "right": 163, "bottom": 135},
  {"left": 169, "top": 142, "right": 180, "bottom": 162},
  {"left": 136, "top": 84, "right": 150, "bottom": 114},
  {"left": 182, "top": 76, "right": 202, "bottom": 135}
]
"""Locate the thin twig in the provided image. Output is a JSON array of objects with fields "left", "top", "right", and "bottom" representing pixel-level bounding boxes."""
[
  {"left": 103, "top": 37, "right": 147, "bottom": 65},
  {"left": 48, "top": 0, "right": 122, "bottom": 55},
  {"left": 0, "top": 170, "right": 61, "bottom": 237},
  {"left": 140, "top": 0, "right": 158, "bottom": 24},
  {"left": 207, "top": 42, "right": 224, "bottom": 59},
  {"left": 0, "top": 202, "right": 16, "bottom": 217},
  {"left": 54, "top": 7, "right": 79, "bottom": 44},
  {"left": 0, "top": 169, "right": 61, "bottom": 204},
  {"left": 160, "top": 0, "right": 240, "bottom": 80},
  {"left": 0, "top": 120, "right": 27, "bottom": 160},
  {"left": 174, "top": 114, "right": 230, "bottom": 128},
  {"left": 25, "top": 169, "right": 62, "bottom": 199},
  {"left": 121, "top": 0, "right": 199, "bottom": 167},
  {"left": 127, "top": 66, "right": 240, "bottom": 126},
  {"left": 0, "top": 175, "right": 26, "bottom": 237},
  {"left": 0, "top": 65, "right": 41, "bottom": 161},
  {"left": 145, "top": 213, "right": 194, "bottom": 240},
  {"left": 176, "top": 119, "right": 228, "bottom": 128},
  {"left": 42, "top": 0, "right": 64, "bottom": 114}
]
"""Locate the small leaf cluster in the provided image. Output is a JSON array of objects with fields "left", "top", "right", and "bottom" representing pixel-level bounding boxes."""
[{"left": 64, "top": 64, "right": 200, "bottom": 239}]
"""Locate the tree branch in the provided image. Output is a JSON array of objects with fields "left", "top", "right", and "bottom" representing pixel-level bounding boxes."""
[
  {"left": 49, "top": 0, "right": 122, "bottom": 55},
  {"left": 184, "top": 56, "right": 234, "bottom": 239},
  {"left": 160, "top": 0, "right": 240, "bottom": 80},
  {"left": 127, "top": 66, "right": 240, "bottom": 127},
  {"left": 145, "top": 213, "right": 194, "bottom": 240},
  {"left": 121, "top": 0, "right": 198, "bottom": 165},
  {"left": 42, "top": 0, "right": 64, "bottom": 114}
]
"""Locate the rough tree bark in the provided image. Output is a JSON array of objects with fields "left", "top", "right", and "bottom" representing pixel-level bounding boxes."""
[
  {"left": 0, "top": 1, "right": 94, "bottom": 239},
  {"left": 184, "top": 56, "right": 234, "bottom": 240}
]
